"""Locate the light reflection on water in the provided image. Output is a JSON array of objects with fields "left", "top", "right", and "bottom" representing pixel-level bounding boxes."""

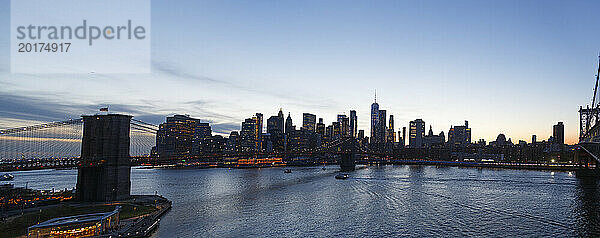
[{"left": 4, "top": 165, "right": 600, "bottom": 237}]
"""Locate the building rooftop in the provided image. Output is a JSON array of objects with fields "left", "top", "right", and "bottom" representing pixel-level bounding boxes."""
[{"left": 28, "top": 206, "right": 120, "bottom": 229}]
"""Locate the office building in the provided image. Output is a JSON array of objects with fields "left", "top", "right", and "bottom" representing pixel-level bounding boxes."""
[
  {"left": 553, "top": 122, "right": 564, "bottom": 145},
  {"left": 350, "top": 110, "right": 357, "bottom": 138},
  {"left": 409, "top": 119, "right": 425, "bottom": 148},
  {"left": 448, "top": 121, "right": 471, "bottom": 147},
  {"left": 302, "top": 113, "right": 317, "bottom": 132}
]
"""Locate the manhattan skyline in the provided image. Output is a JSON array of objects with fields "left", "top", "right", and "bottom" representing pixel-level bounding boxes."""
[{"left": 2, "top": 0, "right": 600, "bottom": 144}]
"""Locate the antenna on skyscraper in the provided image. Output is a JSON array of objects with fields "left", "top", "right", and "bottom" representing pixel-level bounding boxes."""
[{"left": 374, "top": 89, "right": 377, "bottom": 103}]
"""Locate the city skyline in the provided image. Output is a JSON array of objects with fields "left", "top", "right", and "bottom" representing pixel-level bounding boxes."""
[
  {"left": 2, "top": 0, "right": 599, "bottom": 145},
  {"left": 3, "top": 1, "right": 600, "bottom": 238},
  {"left": 154, "top": 93, "right": 569, "bottom": 147}
]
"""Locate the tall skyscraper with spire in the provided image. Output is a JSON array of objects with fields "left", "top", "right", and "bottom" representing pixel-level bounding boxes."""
[{"left": 370, "top": 91, "right": 379, "bottom": 142}]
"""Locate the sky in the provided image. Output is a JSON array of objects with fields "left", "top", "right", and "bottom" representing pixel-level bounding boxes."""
[{"left": 1, "top": 0, "right": 599, "bottom": 144}]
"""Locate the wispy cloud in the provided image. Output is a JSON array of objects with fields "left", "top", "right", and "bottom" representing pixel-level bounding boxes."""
[
  {"left": 152, "top": 61, "right": 228, "bottom": 84},
  {"left": 152, "top": 60, "right": 337, "bottom": 109}
]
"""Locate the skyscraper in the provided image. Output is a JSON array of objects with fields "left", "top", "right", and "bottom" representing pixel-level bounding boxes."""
[
  {"left": 285, "top": 113, "right": 294, "bottom": 134},
  {"left": 302, "top": 113, "right": 316, "bottom": 132},
  {"left": 387, "top": 115, "right": 395, "bottom": 143},
  {"left": 267, "top": 116, "right": 283, "bottom": 135},
  {"left": 338, "top": 114, "right": 349, "bottom": 136},
  {"left": 378, "top": 110, "right": 387, "bottom": 143},
  {"left": 371, "top": 93, "right": 380, "bottom": 141},
  {"left": 553, "top": 122, "right": 564, "bottom": 145},
  {"left": 266, "top": 109, "right": 285, "bottom": 152},
  {"left": 267, "top": 109, "right": 284, "bottom": 134},
  {"left": 316, "top": 118, "right": 325, "bottom": 136},
  {"left": 156, "top": 114, "right": 202, "bottom": 158},
  {"left": 332, "top": 121, "right": 341, "bottom": 138},
  {"left": 240, "top": 118, "right": 257, "bottom": 152},
  {"left": 409, "top": 119, "right": 425, "bottom": 148},
  {"left": 192, "top": 122, "right": 213, "bottom": 155},
  {"left": 402, "top": 127, "right": 406, "bottom": 146},
  {"left": 350, "top": 110, "right": 357, "bottom": 138},
  {"left": 254, "top": 113, "right": 263, "bottom": 151},
  {"left": 278, "top": 109, "right": 284, "bottom": 130}
]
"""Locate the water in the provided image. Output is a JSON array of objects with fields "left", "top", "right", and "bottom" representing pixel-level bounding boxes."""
[{"left": 4, "top": 165, "right": 600, "bottom": 237}]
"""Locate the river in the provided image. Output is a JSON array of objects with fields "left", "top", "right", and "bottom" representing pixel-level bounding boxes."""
[{"left": 3, "top": 165, "right": 600, "bottom": 237}]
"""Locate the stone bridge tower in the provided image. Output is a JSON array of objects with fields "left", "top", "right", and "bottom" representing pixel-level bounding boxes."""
[{"left": 76, "top": 114, "right": 132, "bottom": 201}]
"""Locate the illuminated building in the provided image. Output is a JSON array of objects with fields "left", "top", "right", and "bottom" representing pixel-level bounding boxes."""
[
  {"left": 402, "top": 127, "right": 406, "bottom": 146},
  {"left": 225, "top": 131, "right": 240, "bottom": 152},
  {"left": 302, "top": 113, "right": 316, "bottom": 132},
  {"left": 196, "top": 135, "right": 227, "bottom": 154},
  {"left": 27, "top": 206, "right": 120, "bottom": 238},
  {"left": 338, "top": 114, "right": 349, "bottom": 136},
  {"left": 332, "top": 121, "right": 341, "bottom": 139},
  {"left": 448, "top": 121, "right": 471, "bottom": 148},
  {"left": 267, "top": 110, "right": 285, "bottom": 152},
  {"left": 409, "top": 119, "right": 425, "bottom": 148},
  {"left": 267, "top": 113, "right": 284, "bottom": 135},
  {"left": 255, "top": 113, "right": 263, "bottom": 151},
  {"left": 324, "top": 125, "right": 333, "bottom": 142},
  {"left": 192, "top": 122, "right": 213, "bottom": 154},
  {"left": 387, "top": 115, "right": 395, "bottom": 143},
  {"left": 316, "top": 118, "right": 325, "bottom": 136},
  {"left": 240, "top": 118, "right": 258, "bottom": 152},
  {"left": 156, "top": 115, "right": 209, "bottom": 158}
]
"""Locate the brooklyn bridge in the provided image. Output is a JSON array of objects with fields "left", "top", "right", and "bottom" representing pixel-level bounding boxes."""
[{"left": 0, "top": 114, "right": 376, "bottom": 172}]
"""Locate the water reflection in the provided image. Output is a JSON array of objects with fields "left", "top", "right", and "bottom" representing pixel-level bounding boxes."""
[{"left": 575, "top": 176, "right": 600, "bottom": 237}]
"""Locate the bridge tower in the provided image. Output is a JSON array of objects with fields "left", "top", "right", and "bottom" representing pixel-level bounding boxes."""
[
  {"left": 339, "top": 137, "right": 358, "bottom": 172},
  {"left": 75, "top": 114, "right": 132, "bottom": 202}
]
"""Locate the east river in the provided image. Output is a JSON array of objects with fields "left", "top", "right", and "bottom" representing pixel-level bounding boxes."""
[{"left": 4, "top": 165, "right": 600, "bottom": 237}]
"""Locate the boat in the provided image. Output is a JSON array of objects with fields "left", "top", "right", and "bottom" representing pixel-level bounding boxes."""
[
  {"left": 0, "top": 173, "right": 14, "bottom": 181},
  {"left": 284, "top": 169, "right": 292, "bottom": 173},
  {"left": 335, "top": 173, "right": 349, "bottom": 179}
]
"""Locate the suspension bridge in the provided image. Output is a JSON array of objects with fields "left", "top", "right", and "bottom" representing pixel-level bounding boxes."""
[
  {"left": 0, "top": 114, "right": 380, "bottom": 172},
  {"left": 0, "top": 117, "right": 158, "bottom": 171},
  {"left": 577, "top": 56, "right": 600, "bottom": 175}
]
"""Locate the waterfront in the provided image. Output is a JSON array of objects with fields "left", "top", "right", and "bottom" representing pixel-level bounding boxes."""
[{"left": 3, "top": 165, "right": 600, "bottom": 237}]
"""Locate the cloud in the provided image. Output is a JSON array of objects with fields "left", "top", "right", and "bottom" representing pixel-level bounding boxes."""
[
  {"left": 0, "top": 92, "right": 168, "bottom": 128},
  {"left": 152, "top": 60, "right": 337, "bottom": 109},
  {"left": 152, "top": 60, "right": 227, "bottom": 84},
  {"left": 212, "top": 123, "right": 240, "bottom": 134}
]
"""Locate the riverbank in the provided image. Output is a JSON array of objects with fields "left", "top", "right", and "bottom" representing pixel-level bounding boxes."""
[
  {"left": 379, "top": 160, "right": 581, "bottom": 171},
  {"left": 140, "top": 160, "right": 583, "bottom": 172},
  {"left": 0, "top": 195, "right": 170, "bottom": 238}
]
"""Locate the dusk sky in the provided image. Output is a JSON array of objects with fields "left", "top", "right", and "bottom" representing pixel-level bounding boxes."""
[{"left": 1, "top": 0, "right": 599, "bottom": 144}]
